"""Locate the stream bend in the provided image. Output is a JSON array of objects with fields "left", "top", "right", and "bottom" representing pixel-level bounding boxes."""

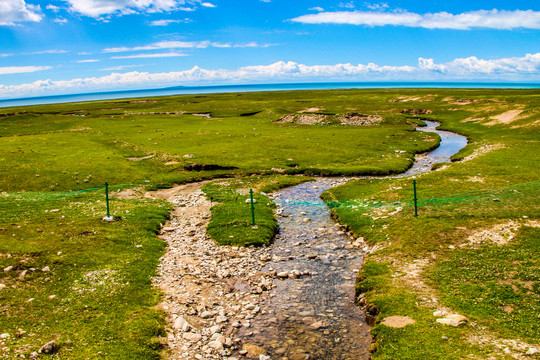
[{"left": 236, "top": 121, "right": 468, "bottom": 359}]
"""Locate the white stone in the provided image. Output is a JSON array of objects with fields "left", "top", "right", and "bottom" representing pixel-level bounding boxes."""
[
  {"left": 216, "top": 315, "right": 228, "bottom": 323},
  {"left": 200, "top": 311, "right": 213, "bottom": 319},
  {"left": 41, "top": 266, "right": 50, "bottom": 272},
  {"left": 173, "top": 316, "right": 191, "bottom": 331},
  {"left": 0, "top": 333, "right": 9, "bottom": 339},
  {"left": 182, "top": 332, "right": 202, "bottom": 342},
  {"left": 526, "top": 348, "right": 538, "bottom": 355},
  {"left": 208, "top": 340, "right": 223, "bottom": 350}
]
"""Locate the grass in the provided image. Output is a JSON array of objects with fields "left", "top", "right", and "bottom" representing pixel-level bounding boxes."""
[
  {"left": 202, "top": 175, "right": 311, "bottom": 246},
  {"left": 0, "top": 190, "right": 171, "bottom": 359},
  {"left": 1, "top": 89, "right": 445, "bottom": 192},
  {"left": 322, "top": 90, "right": 539, "bottom": 358},
  {"left": 1, "top": 88, "right": 539, "bottom": 358}
]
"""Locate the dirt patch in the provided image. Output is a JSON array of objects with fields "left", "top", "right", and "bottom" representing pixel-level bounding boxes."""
[
  {"left": 380, "top": 315, "right": 416, "bottom": 328},
  {"left": 126, "top": 155, "right": 154, "bottom": 162},
  {"left": 298, "top": 107, "right": 324, "bottom": 113},
  {"left": 401, "top": 109, "right": 433, "bottom": 115},
  {"left": 468, "top": 332, "right": 539, "bottom": 360},
  {"left": 68, "top": 127, "right": 92, "bottom": 132},
  {"left": 277, "top": 113, "right": 382, "bottom": 126},
  {"left": 461, "top": 221, "right": 520, "bottom": 247},
  {"left": 389, "top": 95, "right": 436, "bottom": 103},
  {"left": 485, "top": 110, "right": 525, "bottom": 125},
  {"left": 164, "top": 161, "right": 180, "bottom": 166},
  {"left": 451, "top": 99, "right": 476, "bottom": 105},
  {"left": 462, "top": 143, "right": 505, "bottom": 162}
]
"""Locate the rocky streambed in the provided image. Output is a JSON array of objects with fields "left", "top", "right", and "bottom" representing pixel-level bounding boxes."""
[{"left": 154, "top": 122, "right": 468, "bottom": 360}]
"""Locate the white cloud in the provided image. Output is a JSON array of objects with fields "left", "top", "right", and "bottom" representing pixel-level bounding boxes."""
[
  {"left": 1, "top": 54, "right": 539, "bottom": 98},
  {"left": 100, "top": 64, "right": 146, "bottom": 71},
  {"left": 53, "top": 17, "right": 68, "bottom": 23},
  {"left": 0, "top": 65, "right": 52, "bottom": 75},
  {"left": 148, "top": 18, "right": 190, "bottom": 26},
  {"left": 76, "top": 59, "right": 100, "bottom": 63},
  {"left": 0, "top": 0, "right": 42, "bottom": 25},
  {"left": 339, "top": 2, "right": 355, "bottom": 9},
  {"left": 62, "top": 0, "right": 216, "bottom": 18},
  {"left": 46, "top": 4, "right": 61, "bottom": 12},
  {"left": 104, "top": 40, "right": 276, "bottom": 52},
  {"left": 290, "top": 9, "right": 540, "bottom": 30},
  {"left": 111, "top": 52, "right": 187, "bottom": 59},
  {"left": 31, "top": 49, "right": 68, "bottom": 54},
  {"left": 309, "top": 7, "right": 324, "bottom": 12},
  {"left": 364, "top": 3, "right": 389, "bottom": 11}
]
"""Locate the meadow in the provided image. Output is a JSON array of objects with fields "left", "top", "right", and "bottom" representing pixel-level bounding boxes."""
[{"left": 1, "top": 88, "right": 538, "bottom": 358}]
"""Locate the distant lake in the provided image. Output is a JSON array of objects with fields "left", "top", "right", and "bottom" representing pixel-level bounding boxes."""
[{"left": 1, "top": 81, "right": 539, "bottom": 108}]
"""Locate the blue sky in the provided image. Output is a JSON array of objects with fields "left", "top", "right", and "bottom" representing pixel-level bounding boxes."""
[{"left": 0, "top": 0, "right": 539, "bottom": 98}]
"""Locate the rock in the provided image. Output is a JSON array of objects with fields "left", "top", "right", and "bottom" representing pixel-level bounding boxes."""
[
  {"left": 0, "top": 333, "right": 9, "bottom": 339},
  {"left": 3, "top": 266, "right": 13, "bottom": 272},
  {"left": 200, "top": 310, "right": 213, "bottom": 319},
  {"left": 208, "top": 340, "right": 223, "bottom": 350},
  {"left": 39, "top": 340, "right": 56, "bottom": 354},
  {"left": 433, "top": 310, "right": 448, "bottom": 317},
  {"left": 162, "top": 227, "right": 176, "bottom": 232},
  {"left": 259, "top": 355, "right": 271, "bottom": 360},
  {"left": 182, "top": 332, "right": 202, "bottom": 342},
  {"left": 309, "top": 321, "right": 327, "bottom": 330},
  {"left": 41, "top": 266, "right": 50, "bottom": 272},
  {"left": 436, "top": 314, "right": 468, "bottom": 327},
  {"left": 302, "top": 217, "right": 311, "bottom": 223},
  {"left": 380, "top": 316, "right": 416, "bottom": 328},
  {"left": 173, "top": 316, "right": 191, "bottom": 332},
  {"left": 209, "top": 325, "right": 221, "bottom": 334},
  {"left": 526, "top": 348, "right": 538, "bottom": 355},
  {"left": 242, "top": 343, "right": 267, "bottom": 358},
  {"left": 216, "top": 315, "right": 228, "bottom": 323},
  {"left": 245, "top": 199, "right": 257, "bottom": 204},
  {"left": 277, "top": 271, "right": 289, "bottom": 278},
  {"left": 29, "top": 352, "right": 38, "bottom": 359},
  {"left": 289, "top": 270, "right": 301, "bottom": 279},
  {"left": 102, "top": 216, "right": 114, "bottom": 222}
]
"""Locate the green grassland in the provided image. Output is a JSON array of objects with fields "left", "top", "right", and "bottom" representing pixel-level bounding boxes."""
[
  {"left": 1, "top": 88, "right": 539, "bottom": 358},
  {"left": 322, "top": 90, "right": 539, "bottom": 358}
]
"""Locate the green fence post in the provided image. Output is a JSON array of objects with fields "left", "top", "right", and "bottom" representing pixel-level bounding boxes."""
[
  {"left": 413, "top": 179, "right": 418, "bottom": 217},
  {"left": 249, "top": 189, "right": 256, "bottom": 226},
  {"left": 105, "top": 181, "right": 110, "bottom": 218}
]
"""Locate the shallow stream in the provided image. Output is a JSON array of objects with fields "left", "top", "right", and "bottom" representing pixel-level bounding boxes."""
[{"left": 237, "top": 122, "right": 467, "bottom": 359}]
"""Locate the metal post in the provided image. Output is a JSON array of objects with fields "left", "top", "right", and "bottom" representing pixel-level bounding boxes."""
[
  {"left": 105, "top": 181, "right": 110, "bottom": 218},
  {"left": 249, "top": 189, "right": 256, "bottom": 226},
  {"left": 413, "top": 179, "right": 418, "bottom": 217}
]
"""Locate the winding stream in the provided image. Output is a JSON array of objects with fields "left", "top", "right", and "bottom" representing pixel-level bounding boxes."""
[{"left": 237, "top": 121, "right": 467, "bottom": 359}]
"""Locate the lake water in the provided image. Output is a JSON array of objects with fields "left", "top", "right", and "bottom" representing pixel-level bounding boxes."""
[{"left": 1, "top": 81, "right": 539, "bottom": 108}]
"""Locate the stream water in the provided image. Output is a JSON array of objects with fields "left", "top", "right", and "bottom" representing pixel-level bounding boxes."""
[{"left": 237, "top": 121, "right": 467, "bottom": 360}]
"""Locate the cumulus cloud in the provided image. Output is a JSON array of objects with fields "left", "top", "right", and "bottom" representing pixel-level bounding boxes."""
[
  {"left": 1, "top": 54, "right": 539, "bottom": 98},
  {"left": 290, "top": 9, "right": 540, "bottom": 30},
  {"left": 62, "top": 0, "right": 215, "bottom": 18},
  {"left": 0, "top": 65, "right": 52, "bottom": 75},
  {"left": 0, "top": 0, "right": 42, "bottom": 26}
]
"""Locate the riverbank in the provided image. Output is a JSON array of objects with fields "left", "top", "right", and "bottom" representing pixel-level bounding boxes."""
[{"left": 323, "top": 99, "right": 539, "bottom": 358}]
